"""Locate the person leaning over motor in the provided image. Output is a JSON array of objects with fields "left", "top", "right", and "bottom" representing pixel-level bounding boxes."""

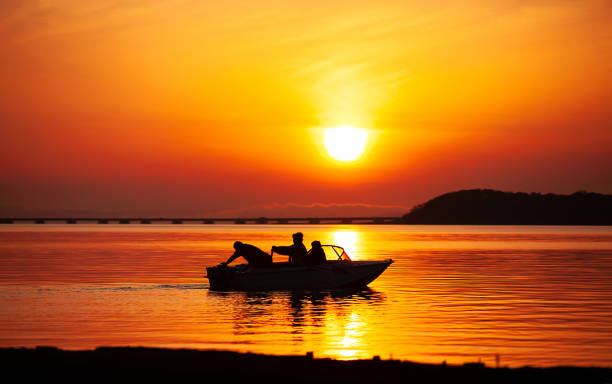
[
  {"left": 272, "top": 232, "right": 308, "bottom": 265},
  {"left": 221, "top": 241, "right": 273, "bottom": 268}
]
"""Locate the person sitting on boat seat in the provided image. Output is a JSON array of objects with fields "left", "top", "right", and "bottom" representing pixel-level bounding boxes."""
[
  {"left": 272, "top": 232, "right": 308, "bottom": 265},
  {"left": 221, "top": 241, "right": 273, "bottom": 268},
  {"left": 305, "top": 240, "right": 327, "bottom": 265}
]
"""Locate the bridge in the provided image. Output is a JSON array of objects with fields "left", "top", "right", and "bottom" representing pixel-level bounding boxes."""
[{"left": 0, "top": 217, "right": 399, "bottom": 225}]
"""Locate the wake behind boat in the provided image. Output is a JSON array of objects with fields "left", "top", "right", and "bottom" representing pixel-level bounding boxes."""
[{"left": 205, "top": 245, "right": 393, "bottom": 290}]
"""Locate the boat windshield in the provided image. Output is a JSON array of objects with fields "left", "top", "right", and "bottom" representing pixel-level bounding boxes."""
[{"left": 320, "top": 245, "right": 351, "bottom": 261}]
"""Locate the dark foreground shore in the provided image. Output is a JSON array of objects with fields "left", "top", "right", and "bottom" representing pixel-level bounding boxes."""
[{"left": 2, "top": 347, "right": 611, "bottom": 383}]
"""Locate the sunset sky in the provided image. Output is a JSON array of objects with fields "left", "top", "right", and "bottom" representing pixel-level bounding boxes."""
[{"left": 1, "top": 0, "right": 611, "bottom": 217}]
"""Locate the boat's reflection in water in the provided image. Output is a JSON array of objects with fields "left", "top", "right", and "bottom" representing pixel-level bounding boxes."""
[{"left": 207, "top": 288, "right": 386, "bottom": 359}]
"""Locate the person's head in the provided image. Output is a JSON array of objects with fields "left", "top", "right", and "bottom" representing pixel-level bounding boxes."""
[
  {"left": 311, "top": 240, "right": 322, "bottom": 249},
  {"left": 233, "top": 241, "right": 243, "bottom": 250},
  {"left": 292, "top": 232, "right": 303, "bottom": 244}
]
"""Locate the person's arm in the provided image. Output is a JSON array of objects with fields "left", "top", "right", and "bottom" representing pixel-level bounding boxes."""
[
  {"left": 272, "top": 245, "right": 293, "bottom": 262},
  {"left": 272, "top": 245, "right": 292, "bottom": 255},
  {"left": 221, "top": 251, "right": 240, "bottom": 266}
]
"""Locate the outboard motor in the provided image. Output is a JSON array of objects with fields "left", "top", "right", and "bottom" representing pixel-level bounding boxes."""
[{"left": 205, "top": 264, "right": 235, "bottom": 290}]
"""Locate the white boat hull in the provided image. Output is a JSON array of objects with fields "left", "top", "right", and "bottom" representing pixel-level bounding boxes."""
[{"left": 205, "top": 260, "right": 393, "bottom": 290}]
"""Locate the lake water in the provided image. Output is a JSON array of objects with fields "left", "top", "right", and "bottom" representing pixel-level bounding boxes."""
[{"left": 1, "top": 224, "right": 611, "bottom": 367}]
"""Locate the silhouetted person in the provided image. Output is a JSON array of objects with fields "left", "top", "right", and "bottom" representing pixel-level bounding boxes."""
[
  {"left": 272, "top": 232, "right": 307, "bottom": 265},
  {"left": 305, "top": 240, "right": 327, "bottom": 265},
  {"left": 221, "top": 241, "right": 272, "bottom": 268}
]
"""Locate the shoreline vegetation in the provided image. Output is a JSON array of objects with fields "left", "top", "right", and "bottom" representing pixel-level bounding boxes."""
[
  {"left": 3, "top": 347, "right": 610, "bottom": 383},
  {"left": 396, "top": 189, "right": 612, "bottom": 225}
]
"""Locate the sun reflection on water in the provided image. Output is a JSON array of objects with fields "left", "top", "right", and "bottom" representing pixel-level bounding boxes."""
[
  {"left": 333, "top": 231, "right": 359, "bottom": 259},
  {"left": 335, "top": 312, "right": 365, "bottom": 359}
]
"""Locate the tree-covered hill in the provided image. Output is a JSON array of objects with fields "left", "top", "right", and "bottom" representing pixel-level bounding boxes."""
[{"left": 398, "top": 189, "right": 612, "bottom": 225}]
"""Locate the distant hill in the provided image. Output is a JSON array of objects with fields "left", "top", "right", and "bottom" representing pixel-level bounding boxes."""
[{"left": 398, "top": 189, "right": 612, "bottom": 225}]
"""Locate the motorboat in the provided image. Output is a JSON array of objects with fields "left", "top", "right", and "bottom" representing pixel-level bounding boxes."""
[{"left": 205, "top": 245, "right": 393, "bottom": 290}]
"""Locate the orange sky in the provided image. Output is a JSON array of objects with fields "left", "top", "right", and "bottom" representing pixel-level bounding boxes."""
[{"left": 1, "top": 0, "right": 611, "bottom": 217}]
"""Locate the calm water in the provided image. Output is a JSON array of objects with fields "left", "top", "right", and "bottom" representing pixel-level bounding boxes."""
[{"left": 1, "top": 224, "right": 611, "bottom": 367}]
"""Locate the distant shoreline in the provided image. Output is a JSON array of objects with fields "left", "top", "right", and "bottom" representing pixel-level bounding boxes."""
[
  {"left": 2, "top": 189, "right": 611, "bottom": 226},
  {"left": 2, "top": 347, "right": 610, "bottom": 382},
  {"left": 0, "top": 217, "right": 398, "bottom": 225}
]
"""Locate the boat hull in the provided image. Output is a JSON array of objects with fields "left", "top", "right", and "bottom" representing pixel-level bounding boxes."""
[{"left": 205, "top": 260, "right": 393, "bottom": 290}]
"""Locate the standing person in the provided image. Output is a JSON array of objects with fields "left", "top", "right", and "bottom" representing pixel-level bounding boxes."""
[
  {"left": 272, "top": 232, "right": 307, "bottom": 265},
  {"left": 221, "top": 241, "right": 272, "bottom": 267}
]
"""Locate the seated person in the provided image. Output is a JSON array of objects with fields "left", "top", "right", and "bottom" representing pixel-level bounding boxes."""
[
  {"left": 272, "top": 232, "right": 307, "bottom": 265},
  {"left": 305, "top": 240, "right": 327, "bottom": 265},
  {"left": 221, "top": 241, "right": 272, "bottom": 268}
]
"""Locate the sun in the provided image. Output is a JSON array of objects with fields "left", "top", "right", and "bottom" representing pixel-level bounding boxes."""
[{"left": 324, "top": 126, "right": 368, "bottom": 162}]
